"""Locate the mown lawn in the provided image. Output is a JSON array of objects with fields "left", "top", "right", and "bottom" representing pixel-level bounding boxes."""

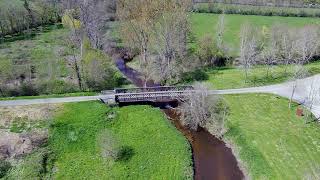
[
  {"left": 205, "top": 61, "right": 320, "bottom": 89},
  {"left": 190, "top": 13, "right": 320, "bottom": 55},
  {"left": 224, "top": 94, "right": 320, "bottom": 179},
  {"left": 50, "top": 102, "right": 192, "bottom": 179}
]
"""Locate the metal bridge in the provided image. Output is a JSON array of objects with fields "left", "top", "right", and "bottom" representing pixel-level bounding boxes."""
[{"left": 102, "top": 86, "right": 194, "bottom": 103}]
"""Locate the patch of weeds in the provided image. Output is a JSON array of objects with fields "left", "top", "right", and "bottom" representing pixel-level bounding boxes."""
[
  {"left": 10, "top": 117, "right": 49, "bottom": 133},
  {"left": 10, "top": 117, "right": 28, "bottom": 133},
  {"left": 5, "top": 148, "right": 53, "bottom": 179},
  {"left": 0, "top": 160, "right": 11, "bottom": 178}
]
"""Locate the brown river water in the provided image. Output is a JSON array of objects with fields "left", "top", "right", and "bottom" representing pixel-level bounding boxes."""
[{"left": 115, "top": 57, "right": 244, "bottom": 180}]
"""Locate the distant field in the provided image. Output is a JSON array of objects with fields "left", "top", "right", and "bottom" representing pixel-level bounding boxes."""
[
  {"left": 205, "top": 61, "right": 320, "bottom": 90},
  {"left": 50, "top": 102, "right": 192, "bottom": 179},
  {"left": 225, "top": 94, "right": 320, "bottom": 179},
  {"left": 190, "top": 13, "right": 320, "bottom": 55}
]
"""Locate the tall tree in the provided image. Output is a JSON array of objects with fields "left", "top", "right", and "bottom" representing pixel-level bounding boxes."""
[{"left": 117, "top": 0, "right": 191, "bottom": 86}]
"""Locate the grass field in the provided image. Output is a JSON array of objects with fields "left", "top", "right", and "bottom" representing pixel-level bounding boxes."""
[
  {"left": 50, "top": 102, "right": 192, "bottom": 179},
  {"left": 205, "top": 61, "right": 320, "bottom": 89},
  {"left": 190, "top": 13, "right": 320, "bottom": 55},
  {"left": 224, "top": 94, "right": 320, "bottom": 179}
]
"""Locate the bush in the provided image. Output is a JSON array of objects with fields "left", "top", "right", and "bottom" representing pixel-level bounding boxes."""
[
  {"left": 37, "top": 80, "right": 78, "bottom": 95},
  {"left": 182, "top": 69, "right": 209, "bottom": 83},
  {"left": 20, "top": 82, "right": 39, "bottom": 96},
  {"left": 0, "top": 161, "right": 11, "bottom": 178}
]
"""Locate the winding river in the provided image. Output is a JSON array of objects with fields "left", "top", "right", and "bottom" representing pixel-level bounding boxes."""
[{"left": 115, "top": 57, "right": 244, "bottom": 180}]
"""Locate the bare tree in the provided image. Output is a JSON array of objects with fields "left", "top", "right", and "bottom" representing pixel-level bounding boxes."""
[
  {"left": 178, "top": 83, "right": 228, "bottom": 138},
  {"left": 118, "top": 0, "right": 191, "bottom": 86},
  {"left": 150, "top": 1, "right": 190, "bottom": 84},
  {"left": 63, "top": 9, "right": 84, "bottom": 90},
  {"left": 305, "top": 78, "right": 320, "bottom": 122},
  {"left": 278, "top": 26, "right": 296, "bottom": 73},
  {"left": 79, "top": 0, "right": 116, "bottom": 49},
  {"left": 289, "top": 65, "right": 309, "bottom": 108},
  {"left": 239, "top": 23, "right": 260, "bottom": 82},
  {"left": 216, "top": 14, "right": 225, "bottom": 51},
  {"left": 295, "top": 26, "right": 319, "bottom": 65}
]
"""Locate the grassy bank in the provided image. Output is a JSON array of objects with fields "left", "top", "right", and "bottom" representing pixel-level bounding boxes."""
[
  {"left": 190, "top": 13, "right": 319, "bottom": 55},
  {"left": 205, "top": 61, "right": 320, "bottom": 89},
  {"left": 224, "top": 94, "right": 320, "bottom": 179},
  {"left": 49, "top": 102, "right": 192, "bottom": 179}
]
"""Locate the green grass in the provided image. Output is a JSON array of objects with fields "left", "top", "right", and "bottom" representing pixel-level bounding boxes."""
[
  {"left": 224, "top": 94, "right": 320, "bottom": 179},
  {"left": 205, "top": 61, "right": 320, "bottom": 89},
  {"left": 49, "top": 102, "right": 192, "bottom": 179},
  {"left": 190, "top": 13, "right": 320, "bottom": 55},
  {"left": 0, "top": 92, "right": 97, "bottom": 101}
]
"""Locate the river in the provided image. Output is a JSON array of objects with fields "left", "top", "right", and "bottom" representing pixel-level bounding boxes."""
[{"left": 115, "top": 57, "right": 244, "bottom": 180}]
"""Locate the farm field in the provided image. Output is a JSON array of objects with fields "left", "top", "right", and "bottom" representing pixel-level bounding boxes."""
[
  {"left": 190, "top": 13, "right": 320, "bottom": 55},
  {"left": 224, "top": 94, "right": 320, "bottom": 179}
]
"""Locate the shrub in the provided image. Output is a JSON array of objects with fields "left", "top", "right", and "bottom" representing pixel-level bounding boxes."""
[
  {"left": 182, "top": 69, "right": 209, "bottom": 83},
  {"left": 20, "top": 82, "right": 39, "bottom": 96},
  {"left": 37, "top": 80, "right": 78, "bottom": 95}
]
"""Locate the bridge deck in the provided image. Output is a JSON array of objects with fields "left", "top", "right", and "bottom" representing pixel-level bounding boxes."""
[{"left": 113, "top": 86, "right": 194, "bottom": 103}]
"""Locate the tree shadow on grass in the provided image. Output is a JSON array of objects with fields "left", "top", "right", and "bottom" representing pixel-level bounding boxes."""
[{"left": 116, "top": 146, "right": 135, "bottom": 162}]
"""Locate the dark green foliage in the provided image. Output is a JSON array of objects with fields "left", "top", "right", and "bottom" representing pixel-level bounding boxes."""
[
  {"left": 182, "top": 69, "right": 209, "bottom": 83},
  {"left": 37, "top": 80, "right": 79, "bottom": 95},
  {"left": 0, "top": 161, "right": 11, "bottom": 178},
  {"left": 20, "top": 82, "right": 39, "bottom": 96},
  {"left": 0, "top": 0, "right": 61, "bottom": 37}
]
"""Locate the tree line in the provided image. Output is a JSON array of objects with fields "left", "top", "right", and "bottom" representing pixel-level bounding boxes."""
[
  {"left": 239, "top": 24, "right": 320, "bottom": 81},
  {"left": 0, "top": 0, "right": 122, "bottom": 97},
  {"left": 0, "top": 0, "right": 61, "bottom": 37}
]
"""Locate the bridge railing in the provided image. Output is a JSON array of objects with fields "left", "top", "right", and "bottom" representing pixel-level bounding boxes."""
[
  {"left": 115, "top": 90, "right": 193, "bottom": 103},
  {"left": 114, "top": 86, "right": 194, "bottom": 94}
]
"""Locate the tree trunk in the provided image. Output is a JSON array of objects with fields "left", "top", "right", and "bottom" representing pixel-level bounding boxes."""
[{"left": 73, "top": 54, "right": 83, "bottom": 91}]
